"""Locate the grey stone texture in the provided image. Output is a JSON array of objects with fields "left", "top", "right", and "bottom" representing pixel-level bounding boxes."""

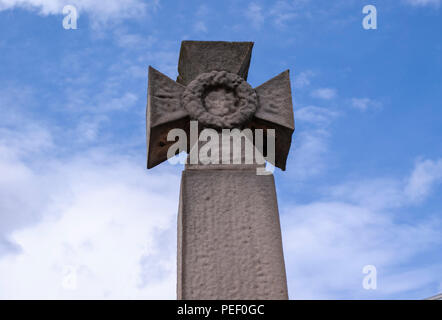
[
  {"left": 146, "top": 41, "right": 295, "bottom": 299},
  {"left": 146, "top": 41, "right": 294, "bottom": 170},
  {"left": 178, "top": 166, "right": 288, "bottom": 300},
  {"left": 146, "top": 67, "right": 188, "bottom": 169},
  {"left": 182, "top": 70, "right": 258, "bottom": 129},
  {"left": 177, "top": 41, "right": 254, "bottom": 85}
]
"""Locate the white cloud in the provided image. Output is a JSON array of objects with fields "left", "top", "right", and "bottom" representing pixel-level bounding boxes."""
[
  {"left": 405, "top": 0, "right": 441, "bottom": 7},
  {"left": 288, "top": 105, "right": 337, "bottom": 180},
  {"left": 113, "top": 31, "right": 157, "bottom": 49},
  {"left": 64, "top": 87, "right": 139, "bottom": 115},
  {"left": 269, "top": 0, "right": 298, "bottom": 27},
  {"left": 350, "top": 97, "right": 382, "bottom": 112},
  {"left": 196, "top": 3, "right": 209, "bottom": 16},
  {"left": 74, "top": 115, "right": 107, "bottom": 142},
  {"left": 290, "top": 129, "right": 329, "bottom": 179},
  {"left": 0, "top": 141, "right": 180, "bottom": 299},
  {"left": 327, "top": 158, "right": 442, "bottom": 209},
  {"left": 0, "top": 133, "right": 50, "bottom": 236},
  {"left": 292, "top": 70, "right": 315, "bottom": 89},
  {"left": 244, "top": 0, "right": 308, "bottom": 29},
  {"left": 281, "top": 155, "right": 442, "bottom": 299},
  {"left": 58, "top": 49, "right": 145, "bottom": 117},
  {"left": 296, "top": 106, "right": 338, "bottom": 126},
  {"left": 192, "top": 4, "right": 209, "bottom": 33},
  {"left": 0, "top": 0, "right": 157, "bottom": 21},
  {"left": 0, "top": 93, "right": 181, "bottom": 298},
  {"left": 282, "top": 201, "right": 442, "bottom": 299},
  {"left": 245, "top": 2, "right": 264, "bottom": 29},
  {"left": 106, "top": 92, "right": 138, "bottom": 111},
  {"left": 193, "top": 21, "right": 208, "bottom": 33},
  {"left": 311, "top": 88, "right": 337, "bottom": 100},
  {"left": 328, "top": 178, "right": 405, "bottom": 210},
  {"left": 0, "top": 124, "right": 53, "bottom": 158},
  {"left": 405, "top": 158, "right": 442, "bottom": 203}
]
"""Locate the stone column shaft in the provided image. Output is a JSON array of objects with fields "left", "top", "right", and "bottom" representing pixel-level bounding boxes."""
[{"left": 177, "top": 166, "right": 288, "bottom": 300}]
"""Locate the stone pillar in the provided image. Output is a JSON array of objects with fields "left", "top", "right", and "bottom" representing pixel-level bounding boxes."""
[
  {"left": 145, "top": 41, "right": 295, "bottom": 300},
  {"left": 177, "top": 143, "right": 288, "bottom": 299}
]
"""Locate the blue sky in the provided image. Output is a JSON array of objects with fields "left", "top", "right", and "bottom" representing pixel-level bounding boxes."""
[{"left": 0, "top": 0, "right": 441, "bottom": 299}]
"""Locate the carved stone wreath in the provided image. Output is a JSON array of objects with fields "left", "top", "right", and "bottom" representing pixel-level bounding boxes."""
[{"left": 181, "top": 70, "right": 258, "bottom": 129}]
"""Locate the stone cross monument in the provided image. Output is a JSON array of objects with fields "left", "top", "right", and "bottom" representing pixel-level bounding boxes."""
[{"left": 146, "top": 41, "right": 294, "bottom": 299}]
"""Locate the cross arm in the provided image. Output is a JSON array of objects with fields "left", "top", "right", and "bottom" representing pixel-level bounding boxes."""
[
  {"left": 249, "top": 70, "right": 295, "bottom": 171},
  {"left": 146, "top": 66, "right": 189, "bottom": 169},
  {"left": 177, "top": 41, "right": 254, "bottom": 85}
]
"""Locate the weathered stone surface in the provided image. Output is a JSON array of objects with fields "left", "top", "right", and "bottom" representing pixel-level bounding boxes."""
[
  {"left": 254, "top": 70, "right": 294, "bottom": 131},
  {"left": 185, "top": 135, "right": 265, "bottom": 171},
  {"left": 146, "top": 44, "right": 294, "bottom": 170},
  {"left": 147, "top": 117, "right": 190, "bottom": 169},
  {"left": 182, "top": 70, "right": 257, "bottom": 129},
  {"left": 251, "top": 121, "right": 293, "bottom": 171},
  {"left": 178, "top": 167, "right": 288, "bottom": 300},
  {"left": 148, "top": 66, "right": 187, "bottom": 127},
  {"left": 177, "top": 41, "right": 254, "bottom": 86},
  {"left": 146, "top": 41, "right": 295, "bottom": 300},
  {"left": 146, "top": 67, "right": 188, "bottom": 169},
  {"left": 246, "top": 70, "right": 294, "bottom": 171}
]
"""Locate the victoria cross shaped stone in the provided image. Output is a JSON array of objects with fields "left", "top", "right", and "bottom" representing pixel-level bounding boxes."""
[
  {"left": 146, "top": 41, "right": 294, "bottom": 300},
  {"left": 146, "top": 41, "right": 295, "bottom": 170}
]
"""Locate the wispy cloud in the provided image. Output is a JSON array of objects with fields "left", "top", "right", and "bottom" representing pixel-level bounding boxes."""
[
  {"left": 282, "top": 200, "right": 442, "bottom": 299},
  {"left": 290, "top": 129, "right": 330, "bottom": 179},
  {"left": 289, "top": 105, "right": 337, "bottom": 180},
  {"left": 244, "top": 0, "right": 310, "bottom": 29},
  {"left": 0, "top": 122, "right": 55, "bottom": 257},
  {"left": 405, "top": 158, "right": 442, "bottom": 203},
  {"left": 404, "top": 0, "right": 441, "bottom": 7},
  {"left": 328, "top": 178, "right": 405, "bottom": 210},
  {"left": 0, "top": 42, "right": 180, "bottom": 297},
  {"left": 0, "top": 0, "right": 157, "bottom": 20},
  {"left": 282, "top": 157, "right": 442, "bottom": 299},
  {"left": 296, "top": 105, "right": 338, "bottom": 126},
  {"left": 269, "top": 0, "right": 299, "bottom": 27},
  {"left": 327, "top": 158, "right": 442, "bottom": 209},
  {"left": 193, "top": 21, "right": 208, "bottom": 33},
  {"left": 350, "top": 98, "right": 382, "bottom": 112},
  {"left": 193, "top": 4, "right": 209, "bottom": 33},
  {"left": 0, "top": 124, "right": 180, "bottom": 298},
  {"left": 311, "top": 88, "right": 337, "bottom": 100},
  {"left": 245, "top": 2, "right": 265, "bottom": 29},
  {"left": 292, "top": 70, "right": 315, "bottom": 89},
  {"left": 113, "top": 30, "right": 157, "bottom": 49}
]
